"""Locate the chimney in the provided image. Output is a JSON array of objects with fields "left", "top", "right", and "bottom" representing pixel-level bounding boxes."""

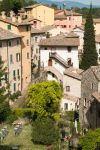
[
  {"left": 1, "top": 11, "right": 6, "bottom": 19},
  {"left": 10, "top": 10, "right": 15, "bottom": 18},
  {"left": 18, "top": 16, "right": 22, "bottom": 23},
  {"left": 12, "top": 16, "right": 17, "bottom": 23}
]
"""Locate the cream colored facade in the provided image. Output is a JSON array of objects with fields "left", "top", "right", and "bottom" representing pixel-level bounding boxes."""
[
  {"left": 0, "top": 38, "right": 22, "bottom": 93},
  {"left": 21, "top": 4, "right": 54, "bottom": 27},
  {"left": 0, "top": 17, "right": 32, "bottom": 91},
  {"left": 94, "top": 23, "right": 100, "bottom": 35}
]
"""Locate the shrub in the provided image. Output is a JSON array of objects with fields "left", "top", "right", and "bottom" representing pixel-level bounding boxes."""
[
  {"left": 0, "top": 102, "right": 11, "bottom": 122},
  {"left": 32, "top": 117, "right": 60, "bottom": 145},
  {"left": 10, "top": 91, "right": 21, "bottom": 101},
  {"left": 79, "top": 128, "right": 100, "bottom": 150},
  {"left": 6, "top": 113, "right": 17, "bottom": 124}
]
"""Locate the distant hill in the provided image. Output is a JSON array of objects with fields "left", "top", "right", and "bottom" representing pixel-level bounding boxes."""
[{"left": 37, "top": 0, "right": 100, "bottom": 8}]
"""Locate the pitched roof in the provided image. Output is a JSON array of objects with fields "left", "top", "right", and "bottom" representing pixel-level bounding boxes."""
[
  {"left": 64, "top": 67, "right": 84, "bottom": 80},
  {"left": 95, "top": 34, "right": 100, "bottom": 43},
  {"left": 39, "top": 33, "right": 79, "bottom": 47},
  {"left": 63, "top": 94, "right": 78, "bottom": 102},
  {"left": 31, "top": 27, "right": 44, "bottom": 34},
  {"left": 83, "top": 18, "right": 100, "bottom": 25},
  {"left": 40, "top": 25, "right": 57, "bottom": 32},
  {"left": 24, "top": 3, "right": 54, "bottom": 10},
  {"left": 0, "top": 28, "right": 21, "bottom": 40},
  {"left": 91, "top": 66, "right": 100, "bottom": 81},
  {"left": 55, "top": 9, "right": 82, "bottom": 20},
  {"left": 24, "top": 3, "right": 41, "bottom": 9},
  {"left": 0, "top": 16, "right": 32, "bottom": 27},
  {"left": 31, "top": 25, "right": 57, "bottom": 34},
  {"left": 92, "top": 92, "right": 100, "bottom": 102},
  {"left": 73, "top": 25, "right": 84, "bottom": 31}
]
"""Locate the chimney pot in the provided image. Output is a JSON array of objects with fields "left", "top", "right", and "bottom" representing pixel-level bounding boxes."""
[
  {"left": 18, "top": 16, "right": 22, "bottom": 23},
  {"left": 1, "top": 11, "right": 6, "bottom": 19}
]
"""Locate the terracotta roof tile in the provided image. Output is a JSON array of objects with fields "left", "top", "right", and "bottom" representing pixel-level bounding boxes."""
[
  {"left": 39, "top": 33, "right": 80, "bottom": 47},
  {"left": 64, "top": 67, "right": 84, "bottom": 80},
  {"left": 0, "top": 28, "right": 21, "bottom": 40}
]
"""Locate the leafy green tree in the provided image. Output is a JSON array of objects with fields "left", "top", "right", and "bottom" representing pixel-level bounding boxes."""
[
  {"left": 0, "top": 57, "right": 10, "bottom": 122},
  {"left": 27, "top": 81, "right": 62, "bottom": 120},
  {"left": 0, "top": 0, "right": 37, "bottom": 15},
  {"left": 32, "top": 117, "right": 60, "bottom": 145},
  {"left": 79, "top": 128, "right": 100, "bottom": 150},
  {"left": 80, "top": 5, "right": 98, "bottom": 70},
  {"left": 51, "top": 3, "right": 58, "bottom": 9}
]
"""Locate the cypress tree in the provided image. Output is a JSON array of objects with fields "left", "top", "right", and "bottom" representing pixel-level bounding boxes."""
[{"left": 80, "top": 5, "right": 98, "bottom": 70}]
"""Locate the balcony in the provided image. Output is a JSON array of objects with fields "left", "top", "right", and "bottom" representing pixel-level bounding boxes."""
[{"left": 49, "top": 52, "right": 69, "bottom": 68}]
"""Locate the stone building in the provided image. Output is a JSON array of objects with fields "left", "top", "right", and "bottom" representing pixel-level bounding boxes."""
[{"left": 80, "top": 66, "right": 100, "bottom": 129}]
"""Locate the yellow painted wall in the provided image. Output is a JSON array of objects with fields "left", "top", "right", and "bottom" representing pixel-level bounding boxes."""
[
  {"left": 94, "top": 23, "right": 100, "bottom": 35},
  {"left": 0, "top": 39, "right": 22, "bottom": 93},
  {"left": 25, "top": 5, "right": 54, "bottom": 26},
  {"left": 0, "top": 20, "right": 31, "bottom": 91}
]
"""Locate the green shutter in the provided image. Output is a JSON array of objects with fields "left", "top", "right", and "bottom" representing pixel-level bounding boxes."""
[{"left": 8, "top": 24, "right": 11, "bottom": 30}]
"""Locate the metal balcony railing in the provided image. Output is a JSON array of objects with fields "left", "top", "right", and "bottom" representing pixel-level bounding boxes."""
[{"left": 50, "top": 52, "right": 69, "bottom": 68}]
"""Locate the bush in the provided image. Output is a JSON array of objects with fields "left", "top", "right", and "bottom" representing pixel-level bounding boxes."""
[
  {"left": 79, "top": 128, "right": 100, "bottom": 150},
  {"left": 67, "top": 111, "right": 74, "bottom": 122},
  {"left": 6, "top": 113, "right": 17, "bottom": 124},
  {"left": 0, "top": 102, "right": 11, "bottom": 122},
  {"left": 32, "top": 117, "right": 60, "bottom": 145},
  {"left": 10, "top": 91, "right": 21, "bottom": 101}
]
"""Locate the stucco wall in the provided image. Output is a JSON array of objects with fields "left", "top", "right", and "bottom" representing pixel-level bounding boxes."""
[{"left": 63, "top": 75, "right": 81, "bottom": 98}]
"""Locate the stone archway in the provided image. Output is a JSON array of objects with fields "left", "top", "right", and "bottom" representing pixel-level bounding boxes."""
[{"left": 44, "top": 66, "right": 63, "bottom": 82}]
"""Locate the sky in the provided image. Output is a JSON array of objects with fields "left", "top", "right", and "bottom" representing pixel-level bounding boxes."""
[{"left": 53, "top": 0, "right": 100, "bottom": 5}]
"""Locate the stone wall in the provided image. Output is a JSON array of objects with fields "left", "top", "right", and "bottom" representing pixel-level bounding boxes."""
[{"left": 79, "top": 68, "right": 98, "bottom": 129}]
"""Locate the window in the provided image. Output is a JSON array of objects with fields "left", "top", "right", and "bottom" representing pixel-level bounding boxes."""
[
  {"left": 17, "top": 39, "right": 20, "bottom": 45},
  {"left": 64, "top": 103, "right": 68, "bottom": 110},
  {"left": 35, "top": 37, "right": 38, "bottom": 42},
  {"left": 26, "top": 26, "right": 29, "bottom": 31},
  {"left": 99, "top": 57, "right": 100, "bottom": 62},
  {"left": 13, "top": 70, "right": 16, "bottom": 79},
  {"left": 8, "top": 40, "right": 12, "bottom": 47},
  {"left": 91, "top": 83, "right": 93, "bottom": 89},
  {"left": 66, "top": 86, "right": 70, "bottom": 92},
  {"left": 13, "top": 83, "right": 16, "bottom": 92},
  {"left": 69, "top": 25, "right": 71, "bottom": 28},
  {"left": 5, "top": 73, "right": 8, "bottom": 81},
  {"left": 27, "top": 39, "right": 29, "bottom": 46},
  {"left": 0, "top": 41, "right": 2, "bottom": 48},
  {"left": 84, "top": 98, "right": 87, "bottom": 107},
  {"left": 99, "top": 49, "right": 100, "bottom": 54},
  {"left": 16, "top": 53, "right": 21, "bottom": 62},
  {"left": 27, "top": 52, "right": 29, "bottom": 59},
  {"left": 8, "top": 24, "right": 11, "bottom": 30},
  {"left": 63, "top": 25, "right": 66, "bottom": 28},
  {"left": 36, "top": 48, "right": 38, "bottom": 53},
  {"left": 69, "top": 17, "right": 71, "bottom": 20},
  {"left": 10, "top": 54, "right": 13, "bottom": 64},
  {"left": 17, "top": 69, "right": 20, "bottom": 76},
  {"left": 67, "top": 47, "right": 71, "bottom": 52}
]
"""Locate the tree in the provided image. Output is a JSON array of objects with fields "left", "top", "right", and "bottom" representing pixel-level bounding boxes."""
[
  {"left": 0, "top": 57, "right": 10, "bottom": 122},
  {"left": 79, "top": 128, "right": 100, "bottom": 150},
  {"left": 27, "top": 81, "right": 62, "bottom": 120},
  {"left": 32, "top": 117, "right": 60, "bottom": 145},
  {"left": 51, "top": 3, "right": 58, "bottom": 9},
  {"left": 80, "top": 5, "right": 98, "bottom": 70}
]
